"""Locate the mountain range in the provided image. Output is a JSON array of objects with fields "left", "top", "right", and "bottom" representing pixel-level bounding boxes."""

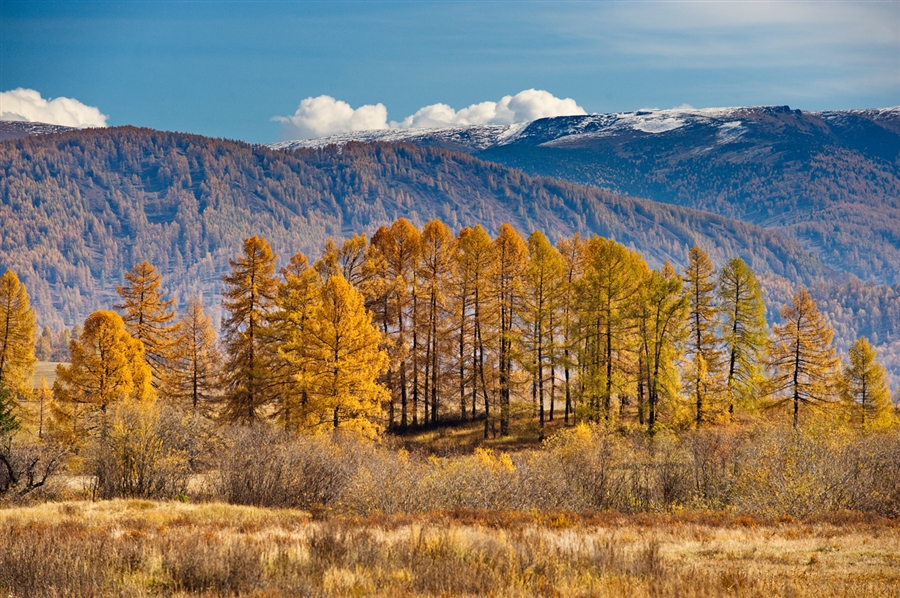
[
  {"left": 276, "top": 106, "right": 900, "bottom": 286},
  {"left": 2, "top": 107, "right": 899, "bottom": 377}
]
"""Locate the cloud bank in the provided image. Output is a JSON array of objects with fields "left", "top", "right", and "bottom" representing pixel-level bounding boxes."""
[
  {"left": 0, "top": 88, "right": 108, "bottom": 128},
  {"left": 276, "top": 89, "right": 585, "bottom": 140}
]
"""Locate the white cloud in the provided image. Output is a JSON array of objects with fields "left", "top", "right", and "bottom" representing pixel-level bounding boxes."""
[
  {"left": 398, "top": 89, "right": 585, "bottom": 128},
  {"left": 275, "top": 89, "right": 585, "bottom": 139},
  {"left": 0, "top": 88, "right": 108, "bottom": 128},
  {"left": 273, "top": 95, "right": 389, "bottom": 139}
]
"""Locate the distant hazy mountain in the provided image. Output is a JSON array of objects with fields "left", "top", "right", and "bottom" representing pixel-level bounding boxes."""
[
  {"left": 278, "top": 106, "right": 900, "bottom": 285},
  {"left": 0, "top": 120, "right": 74, "bottom": 141}
]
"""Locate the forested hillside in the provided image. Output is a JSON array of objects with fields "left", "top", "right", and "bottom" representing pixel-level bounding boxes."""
[
  {"left": 475, "top": 107, "right": 900, "bottom": 284},
  {"left": 283, "top": 107, "right": 900, "bottom": 285},
  {"left": 1, "top": 126, "right": 822, "bottom": 328}
]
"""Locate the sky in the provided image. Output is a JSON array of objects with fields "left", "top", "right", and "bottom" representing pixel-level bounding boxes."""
[{"left": 1, "top": 1, "right": 898, "bottom": 144}]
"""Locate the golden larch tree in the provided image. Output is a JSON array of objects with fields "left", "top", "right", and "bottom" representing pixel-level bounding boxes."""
[
  {"left": 556, "top": 234, "right": 586, "bottom": 424},
  {"left": 52, "top": 310, "right": 154, "bottom": 442},
  {"left": 115, "top": 261, "right": 179, "bottom": 388},
  {"left": 454, "top": 225, "right": 496, "bottom": 435},
  {"left": 718, "top": 257, "right": 767, "bottom": 415},
  {"left": 220, "top": 236, "right": 280, "bottom": 422},
  {"left": 281, "top": 275, "right": 388, "bottom": 438},
  {"left": 637, "top": 262, "right": 688, "bottom": 432},
  {"left": 0, "top": 269, "right": 36, "bottom": 399},
  {"left": 491, "top": 224, "right": 528, "bottom": 437},
  {"left": 841, "top": 336, "right": 894, "bottom": 429},
  {"left": 165, "top": 296, "right": 222, "bottom": 413},
  {"left": 418, "top": 219, "right": 457, "bottom": 424},
  {"left": 683, "top": 246, "right": 724, "bottom": 426},
  {"left": 522, "top": 231, "right": 565, "bottom": 432},
  {"left": 767, "top": 288, "right": 840, "bottom": 428},
  {"left": 579, "top": 237, "right": 647, "bottom": 422}
]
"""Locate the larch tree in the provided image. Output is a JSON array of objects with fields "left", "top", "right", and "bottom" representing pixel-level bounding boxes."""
[
  {"left": 522, "top": 231, "right": 565, "bottom": 433},
  {"left": 375, "top": 219, "right": 421, "bottom": 428},
  {"left": 841, "top": 337, "right": 894, "bottom": 429},
  {"left": 683, "top": 246, "right": 724, "bottom": 426},
  {"left": 115, "top": 261, "right": 179, "bottom": 388},
  {"left": 579, "top": 237, "right": 647, "bottom": 422},
  {"left": 491, "top": 224, "right": 528, "bottom": 437},
  {"left": 165, "top": 296, "right": 222, "bottom": 413},
  {"left": 556, "top": 234, "right": 586, "bottom": 424},
  {"left": 455, "top": 225, "right": 495, "bottom": 435},
  {"left": 0, "top": 269, "right": 36, "bottom": 399},
  {"left": 271, "top": 252, "right": 320, "bottom": 430},
  {"left": 280, "top": 275, "right": 388, "bottom": 438},
  {"left": 220, "top": 236, "right": 280, "bottom": 422},
  {"left": 637, "top": 262, "right": 688, "bottom": 433},
  {"left": 767, "top": 288, "right": 840, "bottom": 428},
  {"left": 418, "top": 219, "right": 457, "bottom": 425},
  {"left": 52, "top": 310, "right": 154, "bottom": 442},
  {"left": 718, "top": 257, "right": 767, "bottom": 415}
]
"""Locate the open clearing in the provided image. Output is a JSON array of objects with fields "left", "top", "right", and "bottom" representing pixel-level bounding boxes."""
[{"left": 1, "top": 500, "right": 898, "bottom": 597}]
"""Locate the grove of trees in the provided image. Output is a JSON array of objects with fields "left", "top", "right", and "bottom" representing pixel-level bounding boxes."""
[{"left": 0, "top": 218, "right": 898, "bottom": 507}]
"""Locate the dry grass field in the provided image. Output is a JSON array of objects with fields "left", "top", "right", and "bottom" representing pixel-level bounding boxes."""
[{"left": 1, "top": 500, "right": 898, "bottom": 597}]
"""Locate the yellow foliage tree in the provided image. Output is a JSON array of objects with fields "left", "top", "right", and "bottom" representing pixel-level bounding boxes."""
[
  {"left": 490, "top": 224, "right": 528, "bottom": 437},
  {"left": 115, "top": 261, "right": 179, "bottom": 388},
  {"left": 165, "top": 297, "right": 222, "bottom": 413},
  {"left": 841, "top": 336, "right": 894, "bottom": 429},
  {"left": 0, "top": 269, "right": 36, "bottom": 399},
  {"left": 767, "top": 288, "right": 840, "bottom": 428},
  {"left": 52, "top": 310, "right": 154, "bottom": 443},
  {"left": 683, "top": 246, "right": 725, "bottom": 426},
  {"left": 221, "top": 236, "right": 280, "bottom": 422},
  {"left": 281, "top": 275, "right": 388, "bottom": 439}
]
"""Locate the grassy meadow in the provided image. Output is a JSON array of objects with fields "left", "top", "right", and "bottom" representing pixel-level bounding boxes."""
[{"left": 1, "top": 500, "right": 898, "bottom": 597}]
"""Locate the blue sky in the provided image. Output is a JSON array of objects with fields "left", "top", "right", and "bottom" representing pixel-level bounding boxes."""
[{"left": 2, "top": 1, "right": 898, "bottom": 143}]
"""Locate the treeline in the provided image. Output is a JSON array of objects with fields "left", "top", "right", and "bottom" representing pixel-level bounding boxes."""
[
  {"left": 3, "top": 219, "right": 897, "bottom": 445},
  {"left": 1, "top": 220, "right": 899, "bottom": 509}
]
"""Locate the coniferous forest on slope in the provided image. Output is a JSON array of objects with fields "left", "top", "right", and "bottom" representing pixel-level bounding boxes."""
[{"left": 3, "top": 126, "right": 900, "bottom": 379}]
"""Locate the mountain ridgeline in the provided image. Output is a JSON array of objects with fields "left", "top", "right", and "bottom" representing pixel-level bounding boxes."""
[{"left": 283, "top": 106, "right": 900, "bottom": 285}]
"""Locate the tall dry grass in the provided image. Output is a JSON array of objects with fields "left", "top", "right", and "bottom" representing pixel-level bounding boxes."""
[{"left": 0, "top": 500, "right": 897, "bottom": 597}]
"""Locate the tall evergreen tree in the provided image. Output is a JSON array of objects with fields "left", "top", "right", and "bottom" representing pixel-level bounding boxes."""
[
  {"left": 718, "top": 258, "right": 767, "bottom": 415},
  {"left": 0, "top": 270, "right": 36, "bottom": 400},
  {"left": 841, "top": 337, "right": 893, "bottom": 429},
  {"left": 683, "top": 246, "right": 724, "bottom": 426},
  {"left": 491, "top": 224, "right": 528, "bottom": 437},
  {"left": 165, "top": 297, "right": 222, "bottom": 413},
  {"left": 115, "top": 261, "right": 179, "bottom": 388},
  {"left": 220, "top": 236, "right": 280, "bottom": 422},
  {"left": 767, "top": 288, "right": 840, "bottom": 428}
]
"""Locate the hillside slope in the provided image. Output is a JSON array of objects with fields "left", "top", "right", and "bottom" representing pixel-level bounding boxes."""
[
  {"left": 280, "top": 106, "right": 900, "bottom": 284},
  {"left": 2, "top": 125, "right": 822, "bottom": 330}
]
